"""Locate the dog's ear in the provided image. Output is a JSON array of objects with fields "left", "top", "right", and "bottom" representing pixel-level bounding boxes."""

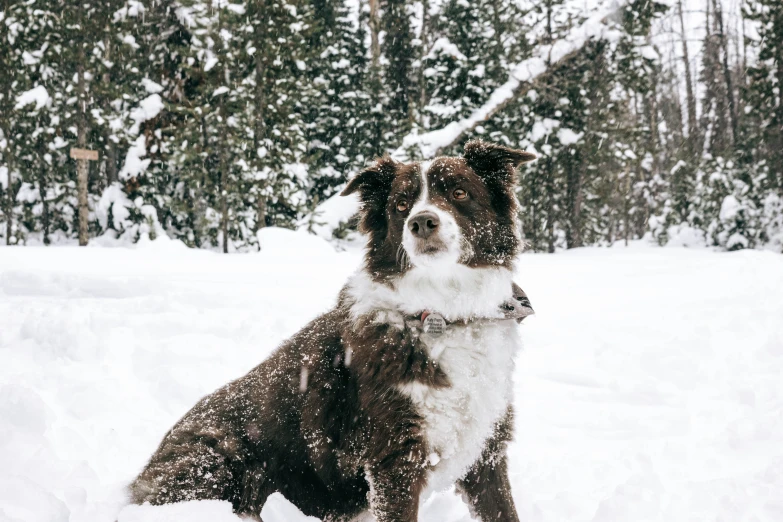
[
  {"left": 341, "top": 156, "right": 398, "bottom": 202},
  {"left": 463, "top": 140, "right": 536, "bottom": 184},
  {"left": 341, "top": 156, "right": 398, "bottom": 234}
]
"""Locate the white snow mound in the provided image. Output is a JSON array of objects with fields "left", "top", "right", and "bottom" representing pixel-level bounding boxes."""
[{"left": 260, "top": 493, "right": 321, "bottom": 522}]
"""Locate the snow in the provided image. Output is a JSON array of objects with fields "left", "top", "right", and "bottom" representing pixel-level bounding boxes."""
[
  {"left": 95, "top": 183, "right": 131, "bottom": 231},
  {"left": 260, "top": 493, "right": 320, "bottom": 522},
  {"left": 1, "top": 237, "right": 783, "bottom": 522},
  {"left": 720, "top": 194, "right": 741, "bottom": 222},
  {"left": 394, "top": 1, "right": 624, "bottom": 160},
  {"left": 531, "top": 117, "right": 561, "bottom": 142},
  {"left": 116, "top": 500, "right": 240, "bottom": 522},
  {"left": 557, "top": 128, "right": 584, "bottom": 145},
  {"left": 118, "top": 135, "right": 150, "bottom": 180},
  {"left": 299, "top": 191, "right": 360, "bottom": 239},
  {"left": 212, "top": 86, "right": 229, "bottom": 97},
  {"left": 425, "top": 37, "right": 468, "bottom": 62},
  {"left": 113, "top": 1, "right": 145, "bottom": 22},
  {"left": 14, "top": 85, "right": 51, "bottom": 111},
  {"left": 639, "top": 45, "right": 659, "bottom": 61},
  {"left": 663, "top": 223, "right": 707, "bottom": 248},
  {"left": 128, "top": 94, "right": 164, "bottom": 135},
  {"left": 141, "top": 79, "right": 164, "bottom": 94}
]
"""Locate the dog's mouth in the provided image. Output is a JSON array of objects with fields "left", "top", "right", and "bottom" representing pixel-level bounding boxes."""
[{"left": 414, "top": 239, "right": 448, "bottom": 256}]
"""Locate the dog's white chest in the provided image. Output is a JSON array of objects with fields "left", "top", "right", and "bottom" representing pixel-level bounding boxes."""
[{"left": 398, "top": 320, "right": 520, "bottom": 496}]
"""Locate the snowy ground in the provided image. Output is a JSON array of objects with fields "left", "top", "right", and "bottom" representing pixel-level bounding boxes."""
[{"left": 1, "top": 230, "right": 782, "bottom": 522}]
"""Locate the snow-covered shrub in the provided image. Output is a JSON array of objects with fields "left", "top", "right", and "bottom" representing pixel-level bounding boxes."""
[{"left": 96, "top": 183, "right": 162, "bottom": 244}]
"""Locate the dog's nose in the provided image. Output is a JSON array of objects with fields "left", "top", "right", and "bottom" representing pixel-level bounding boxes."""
[{"left": 408, "top": 211, "right": 440, "bottom": 239}]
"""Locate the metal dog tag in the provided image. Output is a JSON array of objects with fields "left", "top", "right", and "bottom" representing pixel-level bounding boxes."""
[{"left": 422, "top": 313, "right": 446, "bottom": 337}]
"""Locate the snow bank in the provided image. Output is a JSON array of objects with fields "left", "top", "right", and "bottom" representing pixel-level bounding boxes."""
[
  {"left": 0, "top": 475, "right": 69, "bottom": 522},
  {"left": 1, "top": 245, "right": 782, "bottom": 522}
]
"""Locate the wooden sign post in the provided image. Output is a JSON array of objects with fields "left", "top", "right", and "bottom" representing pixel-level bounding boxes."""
[{"left": 70, "top": 148, "right": 98, "bottom": 246}]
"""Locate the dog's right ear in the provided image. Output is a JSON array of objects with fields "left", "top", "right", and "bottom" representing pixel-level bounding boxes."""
[
  {"left": 341, "top": 156, "right": 398, "bottom": 203},
  {"left": 341, "top": 156, "right": 398, "bottom": 235}
]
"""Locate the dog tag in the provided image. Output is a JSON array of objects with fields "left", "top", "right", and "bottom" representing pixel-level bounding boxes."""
[{"left": 422, "top": 312, "right": 446, "bottom": 337}]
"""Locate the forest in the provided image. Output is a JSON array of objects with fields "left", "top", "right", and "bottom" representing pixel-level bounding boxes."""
[{"left": 1, "top": 0, "right": 782, "bottom": 253}]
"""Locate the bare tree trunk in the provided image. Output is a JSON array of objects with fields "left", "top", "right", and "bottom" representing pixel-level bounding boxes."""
[
  {"left": 644, "top": 67, "right": 659, "bottom": 231},
  {"left": 418, "top": 0, "right": 430, "bottom": 123},
  {"left": 490, "top": 0, "right": 504, "bottom": 62},
  {"left": 369, "top": 0, "right": 381, "bottom": 68},
  {"left": 647, "top": 35, "right": 661, "bottom": 178},
  {"left": 220, "top": 161, "right": 228, "bottom": 254},
  {"left": 624, "top": 168, "right": 630, "bottom": 247},
  {"left": 218, "top": 100, "right": 229, "bottom": 254},
  {"left": 678, "top": 0, "right": 698, "bottom": 154},
  {"left": 257, "top": 198, "right": 266, "bottom": 232},
  {"left": 103, "top": 31, "right": 118, "bottom": 186},
  {"left": 777, "top": 45, "right": 783, "bottom": 193},
  {"left": 77, "top": 42, "right": 89, "bottom": 247},
  {"left": 545, "top": 158, "right": 555, "bottom": 254},
  {"left": 545, "top": 0, "right": 555, "bottom": 254},
  {"left": 37, "top": 145, "right": 50, "bottom": 245},
  {"left": 571, "top": 161, "right": 584, "bottom": 248},
  {"left": 711, "top": 0, "right": 738, "bottom": 146},
  {"left": 254, "top": 31, "right": 268, "bottom": 233},
  {"left": 3, "top": 149, "right": 13, "bottom": 245},
  {"left": 217, "top": 8, "right": 229, "bottom": 254},
  {"left": 105, "top": 138, "right": 118, "bottom": 185}
]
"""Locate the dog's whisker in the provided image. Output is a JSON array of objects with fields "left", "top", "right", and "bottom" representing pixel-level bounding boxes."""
[{"left": 396, "top": 244, "right": 410, "bottom": 270}]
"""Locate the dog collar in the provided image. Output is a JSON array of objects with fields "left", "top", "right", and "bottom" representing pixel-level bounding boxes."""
[{"left": 410, "top": 283, "right": 534, "bottom": 338}]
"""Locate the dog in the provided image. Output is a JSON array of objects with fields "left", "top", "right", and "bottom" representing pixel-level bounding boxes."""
[{"left": 129, "top": 140, "right": 536, "bottom": 521}]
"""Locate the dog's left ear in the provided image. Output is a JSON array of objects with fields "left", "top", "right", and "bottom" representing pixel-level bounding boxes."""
[{"left": 463, "top": 140, "right": 536, "bottom": 183}]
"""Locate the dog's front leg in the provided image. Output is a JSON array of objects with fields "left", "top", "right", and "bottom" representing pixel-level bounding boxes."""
[
  {"left": 360, "top": 376, "right": 429, "bottom": 522},
  {"left": 346, "top": 313, "right": 435, "bottom": 521},
  {"left": 457, "top": 408, "right": 520, "bottom": 522},
  {"left": 367, "top": 453, "right": 427, "bottom": 522}
]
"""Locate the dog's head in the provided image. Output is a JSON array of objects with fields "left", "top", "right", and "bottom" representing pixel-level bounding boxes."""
[{"left": 341, "top": 140, "right": 535, "bottom": 280}]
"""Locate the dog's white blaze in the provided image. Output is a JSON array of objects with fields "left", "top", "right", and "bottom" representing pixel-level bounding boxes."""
[
  {"left": 400, "top": 319, "right": 519, "bottom": 498},
  {"left": 402, "top": 161, "right": 463, "bottom": 268}
]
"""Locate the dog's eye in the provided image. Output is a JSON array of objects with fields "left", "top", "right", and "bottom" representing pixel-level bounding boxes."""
[
  {"left": 453, "top": 188, "right": 467, "bottom": 200},
  {"left": 396, "top": 199, "right": 409, "bottom": 212}
]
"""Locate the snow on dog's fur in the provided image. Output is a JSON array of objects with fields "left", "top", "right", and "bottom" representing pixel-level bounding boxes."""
[{"left": 129, "top": 140, "right": 536, "bottom": 522}]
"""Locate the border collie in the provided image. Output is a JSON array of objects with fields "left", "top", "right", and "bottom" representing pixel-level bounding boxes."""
[{"left": 130, "top": 140, "right": 536, "bottom": 521}]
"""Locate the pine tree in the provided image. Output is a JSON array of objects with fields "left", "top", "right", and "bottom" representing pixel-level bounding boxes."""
[
  {"left": 304, "top": 0, "right": 373, "bottom": 205},
  {"left": 382, "top": 0, "right": 416, "bottom": 137},
  {"left": 420, "top": 0, "right": 528, "bottom": 131}
]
